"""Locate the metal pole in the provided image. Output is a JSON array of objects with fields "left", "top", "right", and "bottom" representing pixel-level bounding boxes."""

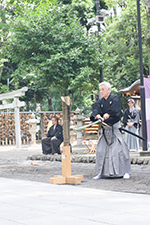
[
  {"left": 96, "top": 0, "right": 100, "bottom": 32},
  {"left": 136, "top": 0, "right": 147, "bottom": 151},
  {"left": 96, "top": 0, "right": 103, "bottom": 82},
  {"left": 7, "top": 78, "right": 9, "bottom": 114}
]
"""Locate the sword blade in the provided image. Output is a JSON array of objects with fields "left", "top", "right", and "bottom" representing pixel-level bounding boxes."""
[
  {"left": 119, "top": 127, "right": 145, "bottom": 141},
  {"left": 73, "top": 119, "right": 101, "bottom": 131}
]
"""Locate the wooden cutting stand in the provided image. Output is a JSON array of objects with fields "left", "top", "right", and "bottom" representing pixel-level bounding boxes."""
[{"left": 50, "top": 96, "right": 83, "bottom": 185}]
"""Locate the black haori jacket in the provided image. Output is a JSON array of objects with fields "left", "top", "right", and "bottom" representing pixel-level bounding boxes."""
[
  {"left": 46, "top": 123, "right": 63, "bottom": 142},
  {"left": 90, "top": 94, "right": 122, "bottom": 126}
]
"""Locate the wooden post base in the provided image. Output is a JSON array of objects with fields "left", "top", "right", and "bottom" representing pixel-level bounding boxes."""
[
  {"left": 50, "top": 176, "right": 66, "bottom": 184},
  {"left": 50, "top": 145, "right": 83, "bottom": 185},
  {"left": 66, "top": 175, "right": 83, "bottom": 184},
  {"left": 50, "top": 175, "right": 83, "bottom": 185}
]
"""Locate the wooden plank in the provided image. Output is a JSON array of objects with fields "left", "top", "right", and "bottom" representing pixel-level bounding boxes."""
[
  {"left": 83, "top": 120, "right": 99, "bottom": 140},
  {"left": 85, "top": 127, "right": 98, "bottom": 130},
  {"left": 50, "top": 176, "right": 66, "bottom": 184},
  {"left": 74, "top": 175, "right": 84, "bottom": 181},
  {"left": 66, "top": 176, "right": 81, "bottom": 184}
]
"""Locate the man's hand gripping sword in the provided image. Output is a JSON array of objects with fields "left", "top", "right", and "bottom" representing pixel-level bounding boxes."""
[{"left": 73, "top": 117, "right": 109, "bottom": 131}]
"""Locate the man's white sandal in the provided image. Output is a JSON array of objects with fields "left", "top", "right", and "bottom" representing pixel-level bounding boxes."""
[
  {"left": 123, "top": 173, "right": 130, "bottom": 179},
  {"left": 93, "top": 174, "right": 101, "bottom": 180}
]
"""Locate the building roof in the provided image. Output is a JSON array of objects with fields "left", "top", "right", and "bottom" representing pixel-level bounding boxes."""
[{"left": 119, "top": 79, "right": 140, "bottom": 96}]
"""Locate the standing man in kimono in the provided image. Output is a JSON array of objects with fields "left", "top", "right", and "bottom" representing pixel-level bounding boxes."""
[
  {"left": 123, "top": 99, "right": 140, "bottom": 150},
  {"left": 90, "top": 82, "right": 131, "bottom": 179}
]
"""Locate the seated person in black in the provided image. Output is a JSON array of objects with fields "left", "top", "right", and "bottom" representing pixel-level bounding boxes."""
[{"left": 42, "top": 116, "right": 63, "bottom": 155}]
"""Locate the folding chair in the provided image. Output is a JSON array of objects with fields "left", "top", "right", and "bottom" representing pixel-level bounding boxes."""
[
  {"left": 83, "top": 140, "right": 92, "bottom": 154},
  {"left": 88, "top": 140, "right": 97, "bottom": 154},
  {"left": 82, "top": 119, "right": 100, "bottom": 154},
  {"left": 83, "top": 139, "right": 98, "bottom": 154}
]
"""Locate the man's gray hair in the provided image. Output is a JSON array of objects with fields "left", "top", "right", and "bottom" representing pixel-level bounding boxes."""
[{"left": 99, "top": 82, "right": 111, "bottom": 90}]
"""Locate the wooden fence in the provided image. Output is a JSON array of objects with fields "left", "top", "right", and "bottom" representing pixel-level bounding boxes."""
[{"left": 0, "top": 111, "right": 75, "bottom": 146}]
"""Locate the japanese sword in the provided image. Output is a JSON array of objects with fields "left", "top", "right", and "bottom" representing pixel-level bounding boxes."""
[
  {"left": 73, "top": 119, "right": 145, "bottom": 141},
  {"left": 119, "top": 127, "right": 145, "bottom": 141},
  {"left": 73, "top": 119, "right": 109, "bottom": 131}
]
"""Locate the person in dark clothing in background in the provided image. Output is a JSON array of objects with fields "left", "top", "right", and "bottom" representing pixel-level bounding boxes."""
[
  {"left": 123, "top": 99, "right": 140, "bottom": 150},
  {"left": 42, "top": 116, "right": 63, "bottom": 155}
]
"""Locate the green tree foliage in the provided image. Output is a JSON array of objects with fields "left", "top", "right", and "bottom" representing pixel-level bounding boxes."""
[
  {"left": 0, "top": 0, "right": 106, "bottom": 112},
  {"left": 59, "top": 0, "right": 107, "bottom": 29},
  {"left": 101, "top": 0, "right": 148, "bottom": 90},
  {"left": 67, "top": 0, "right": 95, "bottom": 27},
  {"left": 7, "top": 4, "right": 100, "bottom": 108},
  {"left": 0, "top": 0, "right": 57, "bottom": 92},
  {"left": 2, "top": 0, "right": 149, "bottom": 114}
]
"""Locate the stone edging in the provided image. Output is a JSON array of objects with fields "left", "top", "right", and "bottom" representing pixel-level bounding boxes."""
[{"left": 27, "top": 154, "right": 150, "bottom": 165}]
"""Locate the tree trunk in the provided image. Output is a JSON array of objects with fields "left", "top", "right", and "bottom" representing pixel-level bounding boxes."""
[
  {"left": 34, "top": 91, "right": 36, "bottom": 111},
  {"left": 144, "top": 0, "right": 150, "bottom": 73}
]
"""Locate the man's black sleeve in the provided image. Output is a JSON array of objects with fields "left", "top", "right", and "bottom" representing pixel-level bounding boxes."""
[
  {"left": 90, "top": 99, "right": 102, "bottom": 122},
  {"left": 55, "top": 125, "right": 63, "bottom": 141}
]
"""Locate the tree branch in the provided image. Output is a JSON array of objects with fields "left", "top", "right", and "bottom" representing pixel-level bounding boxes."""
[
  {"left": 70, "top": 86, "right": 79, "bottom": 111},
  {"left": 57, "top": 88, "right": 62, "bottom": 97}
]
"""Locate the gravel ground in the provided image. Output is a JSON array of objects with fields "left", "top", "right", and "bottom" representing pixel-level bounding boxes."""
[{"left": 0, "top": 145, "right": 150, "bottom": 195}]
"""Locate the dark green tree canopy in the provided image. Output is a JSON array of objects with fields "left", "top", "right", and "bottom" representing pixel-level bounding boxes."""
[{"left": 7, "top": 4, "right": 100, "bottom": 108}]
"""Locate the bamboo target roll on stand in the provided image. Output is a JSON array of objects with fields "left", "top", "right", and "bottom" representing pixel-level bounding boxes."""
[{"left": 50, "top": 96, "right": 83, "bottom": 185}]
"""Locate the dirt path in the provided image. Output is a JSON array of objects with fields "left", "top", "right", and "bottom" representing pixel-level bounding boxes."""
[{"left": 0, "top": 149, "right": 150, "bottom": 195}]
